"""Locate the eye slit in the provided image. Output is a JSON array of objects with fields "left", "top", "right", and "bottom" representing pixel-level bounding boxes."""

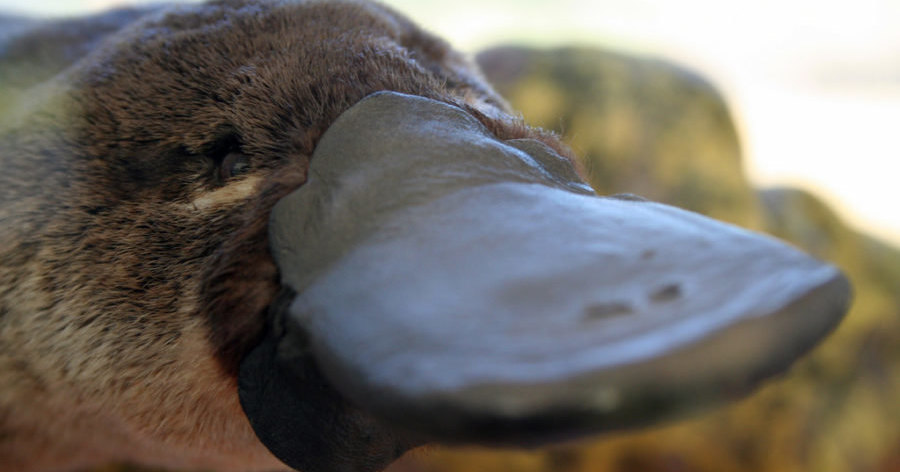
[
  {"left": 204, "top": 133, "right": 248, "bottom": 183},
  {"left": 219, "top": 151, "right": 251, "bottom": 182}
]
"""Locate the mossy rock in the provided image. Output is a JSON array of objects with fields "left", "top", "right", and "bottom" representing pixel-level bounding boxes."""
[{"left": 477, "top": 45, "right": 762, "bottom": 229}]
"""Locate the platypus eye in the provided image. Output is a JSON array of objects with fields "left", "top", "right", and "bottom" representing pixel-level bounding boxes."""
[
  {"left": 204, "top": 133, "right": 249, "bottom": 183},
  {"left": 220, "top": 151, "right": 251, "bottom": 181}
]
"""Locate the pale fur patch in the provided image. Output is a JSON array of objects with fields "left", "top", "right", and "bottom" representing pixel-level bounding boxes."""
[{"left": 188, "top": 176, "right": 264, "bottom": 211}]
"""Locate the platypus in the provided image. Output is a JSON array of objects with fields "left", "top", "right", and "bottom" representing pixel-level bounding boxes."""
[{"left": 0, "top": 1, "right": 850, "bottom": 471}]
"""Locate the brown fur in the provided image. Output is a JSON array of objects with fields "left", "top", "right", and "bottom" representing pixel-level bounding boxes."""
[{"left": 0, "top": 0, "right": 570, "bottom": 470}]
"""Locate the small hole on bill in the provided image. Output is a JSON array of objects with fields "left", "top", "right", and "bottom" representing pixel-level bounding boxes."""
[
  {"left": 651, "top": 283, "right": 682, "bottom": 303},
  {"left": 584, "top": 302, "right": 634, "bottom": 320}
]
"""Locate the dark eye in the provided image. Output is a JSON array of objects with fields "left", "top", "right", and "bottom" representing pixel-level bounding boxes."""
[{"left": 219, "top": 151, "right": 251, "bottom": 181}]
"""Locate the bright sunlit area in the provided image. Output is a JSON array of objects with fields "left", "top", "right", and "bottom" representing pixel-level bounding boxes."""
[{"left": 2, "top": 0, "right": 898, "bottom": 246}]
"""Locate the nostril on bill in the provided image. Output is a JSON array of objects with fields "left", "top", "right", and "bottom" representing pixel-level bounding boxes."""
[
  {"left": 650, "top": 283, "right": 683, "bottom": 303},
  {"left": 583, "top": 301, "right": 634, "bottom": 321}
]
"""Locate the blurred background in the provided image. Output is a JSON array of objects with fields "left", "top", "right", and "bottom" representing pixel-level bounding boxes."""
[{"left": 2, "top": 1, "right": 898, "bottom": 471}]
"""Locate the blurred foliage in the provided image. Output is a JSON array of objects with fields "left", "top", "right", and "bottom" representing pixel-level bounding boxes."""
[
  {"left": 62, "top": 46, "right": 899, "bottom": 472},
  {"left": 384, "top": 46, "right": 900, "bottom": 472}
]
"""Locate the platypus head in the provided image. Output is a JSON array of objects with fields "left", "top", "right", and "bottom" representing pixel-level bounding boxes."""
[{"left": 0, "top": 1, "right": 849, "bottom": 472}]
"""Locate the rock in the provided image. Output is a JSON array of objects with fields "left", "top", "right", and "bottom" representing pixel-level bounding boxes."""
[{"left": 477, "top": 46, "right": 763, "bottom": 229}]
